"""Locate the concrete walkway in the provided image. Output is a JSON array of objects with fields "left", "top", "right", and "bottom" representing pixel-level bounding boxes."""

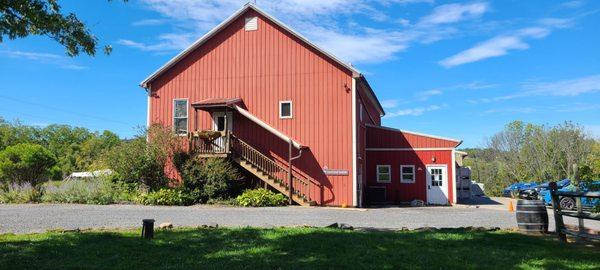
[{"left": 1, "top": 201, "right": 597, "bottom": 234}]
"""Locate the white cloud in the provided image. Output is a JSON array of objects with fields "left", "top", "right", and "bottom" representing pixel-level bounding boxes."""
[
  {"left": 419, "top": 2, "right": 488, "bottom": 25},
  {"left": 126, "top": 0, "right": 490, "bottom": 64},
  {"left": 471, "top": 74, "right": 600, "bottom": 104},
  {"left": 440, "top": 35, "right": 528, "bottom": 67},
  {"left": 385, "top": 104, "right": 444, "bottom": 117},
  {"left": 522, "top": 74, "right": 600, "bottom": 96},
  {"left": 440, "top": 17, "right": 572, "bottom": 68},
  {"left": 0, "top": 50, "right": 87, "bottom": 70},
  {"left": 484, "top": 107, "right": 537, "bottom": 114},
  {"left": 117, "top": 33, "right": 195, "bottom": 52},
  {"left": 416, "top": 88, "right": 443, "bottom": 100},
  {"left": 381, "top": 99, "right": 400, "bottom": 109},
  {"left": 561, "top": 1, "right": 584, "bottom": 9},
  {"left": 132, "top": 19, "right": 167, "bottom": 26}
]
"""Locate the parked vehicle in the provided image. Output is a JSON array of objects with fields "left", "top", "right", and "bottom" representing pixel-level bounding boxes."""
[
  {"left": 503, "top": 182, "right": 538, "bottom": 198},
  {"left": 541, "top": 180, "right": 600, "bottom": 210},
  {"left": 520, "top": 179, "right": 570, "bottom": 200}
]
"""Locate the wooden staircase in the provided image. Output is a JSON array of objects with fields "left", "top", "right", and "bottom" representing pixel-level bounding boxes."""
[{"left": 190, "top": 132, "right": 318, "bottom": 206}]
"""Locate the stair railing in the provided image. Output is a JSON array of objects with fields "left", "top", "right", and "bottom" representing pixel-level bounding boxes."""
[{"left": 230, "top": 134, "right": 317, "bottom": 204}]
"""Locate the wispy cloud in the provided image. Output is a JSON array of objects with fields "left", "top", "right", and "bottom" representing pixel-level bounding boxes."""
[
  {"left": 471, "top": 74, "right": 600, "bottom": 104},
  {"left": 439, "top": 18, "right": 573, "bottom": 68},
  {"left": 117, "top": 33, "right": 195, "bottom": 52},
  {"left": 416, "top": 89, "right": 443, "bottom": 101},
  {"left": 0, "top": 50, "right": 87, "bottom": 70},
  {"left": 381, "top": 99, "right": 400, "bottom": 109},
  {"left": 132, "top": 19, "right": 167, "bottom": 26},
  {"left": 561, "top": 1, "right": 584, "bottom": 9},
  {"left": 419, "top": 2, "right": 488, "bottom": 25},
  {"left": 522, "top": 74, "right": 600, "bottom": 96},
  {"left": 126, "top": 1, "right": 490, "bottom": 63},
  {"left": 385, "top": 104, "right": 444, "bottom": 117},
  {"left": 484, "top": 107, "right": 537, "bottom": 114}
]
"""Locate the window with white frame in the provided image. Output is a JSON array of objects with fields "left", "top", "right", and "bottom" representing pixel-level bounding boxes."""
[
  {"left": 376, "top": 165, "right": 391, "bottom": 183},
  {"left": 400, "top": 165, "right": 415, "bottom": 183},
  {"left": 279, "top": 101, "right": 292, "bottom": 119},
  {"left": 173, "top": 99, "right": 188, "bottom": 135}
]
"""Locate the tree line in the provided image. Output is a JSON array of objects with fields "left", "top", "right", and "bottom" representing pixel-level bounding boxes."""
[
  {"left": 0, "top": 117, "right": 120, "bottom": 180},
  {"left": 463, "top": 121, "right": 600, "bottom": 196}
]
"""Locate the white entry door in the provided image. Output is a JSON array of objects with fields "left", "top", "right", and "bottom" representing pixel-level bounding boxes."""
[
  {"left": 212, "top": 112, "right": 232, "bottom": 151},
  {"left": 426, "top": 165, "right": 448, "bottom": 205}
]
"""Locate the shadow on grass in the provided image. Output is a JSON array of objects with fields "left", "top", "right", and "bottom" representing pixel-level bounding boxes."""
[{"left": 0, "top": 228, "right": 598, "bottom": 269}]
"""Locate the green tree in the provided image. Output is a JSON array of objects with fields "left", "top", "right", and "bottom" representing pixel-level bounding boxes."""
[
  {"left": 0, "top": 0, "right": 123, "bottom": 56},
  {"left": 76, "top": 130, "right": 120, "bottom": 171},
  {"left": 0, "top": 143, "right": 58, "bottom": 189}
]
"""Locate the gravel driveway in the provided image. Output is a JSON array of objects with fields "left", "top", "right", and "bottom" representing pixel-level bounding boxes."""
[{"left": 2, "top": 203, "right": 597, "bottom": 234}]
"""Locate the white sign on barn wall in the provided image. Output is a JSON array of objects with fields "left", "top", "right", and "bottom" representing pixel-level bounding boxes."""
[{"left": 323, "top": 167, "right": 349, "bottom": 176}]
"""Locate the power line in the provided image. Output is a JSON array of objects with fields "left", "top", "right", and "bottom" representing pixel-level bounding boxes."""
[{"left": 0, "top": 93, "right": 137, "bottom": 126}]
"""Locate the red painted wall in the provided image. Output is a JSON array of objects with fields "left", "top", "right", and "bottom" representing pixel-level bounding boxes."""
[
  {"left": 148, "top": 9, "right": 354, "bottom": 206},
  {"left": 365, "top": 149, "right": 454, "bottom": 204},
  {"left": 365, "top": 126, "right": 457, "bottom": 205},
  {"left": 367, "top": 126, "right": 459, "bottom": 148}
]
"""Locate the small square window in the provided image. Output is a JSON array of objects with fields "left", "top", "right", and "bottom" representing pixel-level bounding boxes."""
[
  {"left": 279, "top": 101, "right": 292, "bottom": 119},
  {"left": 376, "top": 165, "right": 391, "bottom": 183},
  {"left": 400, "top": 165, "right": 415, "bottom": 183}
]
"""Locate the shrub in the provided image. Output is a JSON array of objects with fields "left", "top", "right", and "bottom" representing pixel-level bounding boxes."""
[
  {"left": 236, "top": 188, "right": 287, "bottom": 207},
  {"left": 182, "top": 157, "right": 241, "bottom": 202},
  {"left": 99, "top": 124, "right": 182, "bottom": 191},
  {"left": 137, "top": 188, "right": 197, "bottom": 206},
  {"left": 0, "top": 183, "right": 41, "bottom": 203},
  {"left": 0, "top": 143, "right": 58, "bottom": 189},
  {"left": 40, "top": 179, "right": 133, "bottom": 205}
]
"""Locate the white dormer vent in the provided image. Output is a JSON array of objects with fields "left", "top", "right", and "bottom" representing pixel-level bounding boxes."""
[{"left": 245, "top": 17, "right": 258, "bottom": 31}]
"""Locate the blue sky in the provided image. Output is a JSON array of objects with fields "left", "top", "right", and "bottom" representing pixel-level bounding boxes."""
[{"left": 0, "top": 0, "right": 599, "bottom": 147}]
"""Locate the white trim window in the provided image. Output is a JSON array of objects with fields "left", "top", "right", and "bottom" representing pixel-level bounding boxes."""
[
  {"left": 173, "top": 99, "right": 188, "bottom": 135},
  {"left": 400, "top": 165, "right": 415, "bottom": 183},
  {"left": 279, "top": 100, "right": 292, "bottom": 119},
  {"left": 376, "top": 165, "right": 391, "bottom": 183}
]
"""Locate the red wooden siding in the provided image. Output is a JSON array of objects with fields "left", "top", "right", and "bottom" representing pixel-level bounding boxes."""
[
  {"left": 366, "top": 126, "right": 459, "bottom": 149},
  {"left": 366, "top": 149, "right": 454, "bottom": 204},
  {"left": 148, "top": 9, "right": 354, "bottom": 206}
]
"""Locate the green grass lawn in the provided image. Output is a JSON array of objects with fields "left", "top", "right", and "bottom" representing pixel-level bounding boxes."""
[{"left": 0, "top": 227, "right": 598, "bottom": 269}]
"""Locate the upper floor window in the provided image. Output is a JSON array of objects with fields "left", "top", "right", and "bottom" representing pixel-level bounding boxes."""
[
  {"left": 279, "top": 101, "right": 292, "bottom": 119},
  {"left": 400, "top": 165, "right": 415, "bottom": 183},
  {"left": 173, "top": 99, "right": 188, "bottom": 135},
  {"left": 376, "top": 165, "right": 391, "bottom": 183}
]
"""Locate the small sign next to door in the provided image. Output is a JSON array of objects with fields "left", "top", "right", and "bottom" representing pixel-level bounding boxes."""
[{"left": 323, "top": 168, "right": 349, "bottom": 176}]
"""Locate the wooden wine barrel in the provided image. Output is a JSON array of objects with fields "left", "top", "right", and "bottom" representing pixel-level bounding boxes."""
[{"left": 516, "top": 200, "right": 549, "bottom": 233}]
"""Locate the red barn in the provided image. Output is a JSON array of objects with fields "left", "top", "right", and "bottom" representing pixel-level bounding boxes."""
[{"left": 140, "top": 3, "right": 462, "bottom": 207}]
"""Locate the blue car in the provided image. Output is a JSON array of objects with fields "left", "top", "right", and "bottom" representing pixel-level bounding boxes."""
[
  {"left": 540, "top": 180, "right": 600, "bottom": 210},
  {"left": 503, "top": 182, "right": 538, "bottom": 198}
]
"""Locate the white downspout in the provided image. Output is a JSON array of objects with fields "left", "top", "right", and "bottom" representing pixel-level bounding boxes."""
[{"left": 352, "top": 78, "right": 358, "bottom": 207}]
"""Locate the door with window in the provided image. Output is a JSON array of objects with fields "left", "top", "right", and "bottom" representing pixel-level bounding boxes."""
[
  {"left": 212, "top": 112, "right": 232, "bottom": 152},
  {"left": 426, "top": 165, "right": 448, "bottom": 205}
]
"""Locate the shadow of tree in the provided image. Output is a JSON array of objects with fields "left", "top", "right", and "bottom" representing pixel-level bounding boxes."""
[{"left": 0, "top": 228, "right": 598, "bottom": 269}]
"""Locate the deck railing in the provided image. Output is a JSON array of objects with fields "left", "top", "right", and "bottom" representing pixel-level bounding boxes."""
[
  {"left": 189, "top": 131, "right": 230, "bottom": 155},
  {"left": 549, "top": 182, "right": 600, "bottom": 242}
]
